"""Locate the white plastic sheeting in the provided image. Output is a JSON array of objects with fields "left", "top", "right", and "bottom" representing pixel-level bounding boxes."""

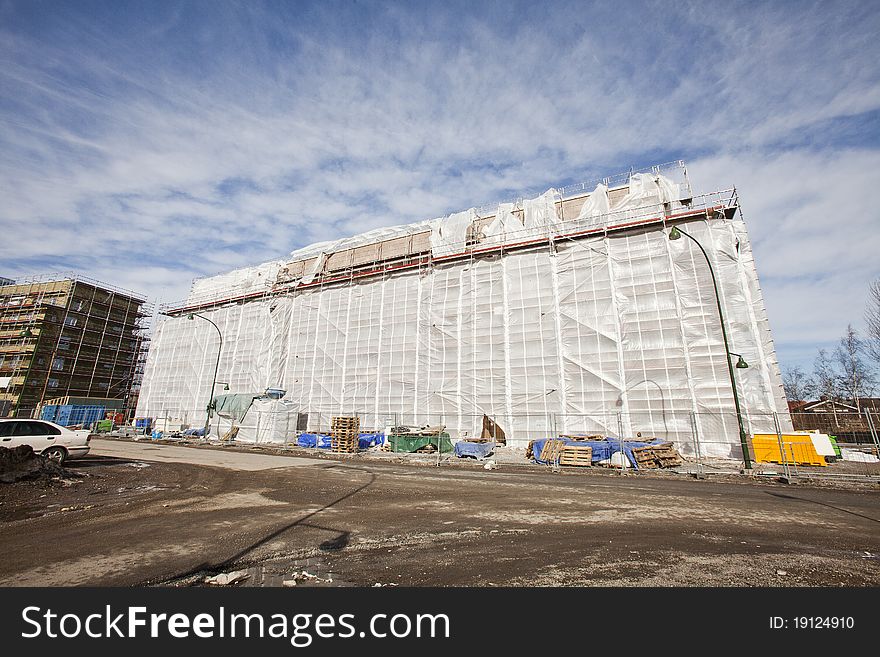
[
  {"left": 214, "top": 398, "right": 300, "bottom": 444},
  {"left": 188, "top": 259, "right": 283, "bottom": 303},
  {"left": 431, "top": 209, "right": 477, "bottom": 257},
  {"left": 139, "top": 210, "right": 790, "bottom": 458}
]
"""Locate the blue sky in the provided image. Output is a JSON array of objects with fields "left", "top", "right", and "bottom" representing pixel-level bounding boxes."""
[{"left": 1, "top": 0, "right": 878, "bottom": 371}]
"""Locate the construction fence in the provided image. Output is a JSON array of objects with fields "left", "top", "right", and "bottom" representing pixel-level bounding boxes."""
[{"left": 131, "top": 406, "right": 880, "bottom": 481}]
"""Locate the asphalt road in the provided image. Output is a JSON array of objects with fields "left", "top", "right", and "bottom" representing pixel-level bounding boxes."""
[
  {"left": 0, "top": 439, "right": 878, "bottom": 587},
  {"left": 91, "top": 438, "right": 334, "bottom": 470}
]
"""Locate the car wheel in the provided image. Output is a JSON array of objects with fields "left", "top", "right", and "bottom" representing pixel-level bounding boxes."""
[{"left": 44, "top": 447, "right": 67, "bottom": 464}]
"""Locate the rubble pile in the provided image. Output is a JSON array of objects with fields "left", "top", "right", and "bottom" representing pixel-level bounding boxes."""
[{"left": 0, "top": 445, "right": 72, "bottom": 484}]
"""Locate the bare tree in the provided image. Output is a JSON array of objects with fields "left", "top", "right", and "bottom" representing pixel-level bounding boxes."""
[
  {"left": 813, "top": 349, "right": 839, "bottom": 401},
  {"left": 867, "top": 278, "right": 880, "bottom": 364},
  {"left": 834, "top": 324, "right": 877, "bottom": 411},
  {"left": 781, "top": 365, "right": 815, "bottom": 402}
]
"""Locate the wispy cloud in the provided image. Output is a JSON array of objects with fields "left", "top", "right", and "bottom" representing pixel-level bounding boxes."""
[{"left": 0, "top": 1, "right": 878, "bottom": 366}]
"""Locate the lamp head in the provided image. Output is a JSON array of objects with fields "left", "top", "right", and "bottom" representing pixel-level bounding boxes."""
[
  {"left": 735, "top": 355, "right": 749, "bottom": 369},
  {"left": 668, "top": 226, "right": 682, "bottom": 240},
  {"left": 223, "top": 383, "right": 230, "bottom": 390},
  {"left": 187, "top": 314, "right": 195, "bottom": 320}
]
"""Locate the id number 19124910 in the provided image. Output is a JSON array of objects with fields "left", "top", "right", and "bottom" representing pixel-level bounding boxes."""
[{"left": 793, "top": 617, "right": 854, "bottom": 629}]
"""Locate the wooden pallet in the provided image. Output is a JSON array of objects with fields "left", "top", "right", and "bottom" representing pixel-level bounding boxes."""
[
  {"left": 330, "top": 416, "right": 360, "bottom": 453},
  {"left": 331, "top": 416, "right": 360, "bottom": 430},
  {"left": 559, "top": 445, "right": 592, "bottom": 467},
  {"left": 539, "top": 439, "right": 566, "bottom": 463},
  {"left": 559, "top": 434, "right": 604, "bottom": 441},
  {"left": 631, "top": 443, "right": 683, "bottom": 469},
  {"left": 331, "top": 437, "right": 359, "bottom": 453}
]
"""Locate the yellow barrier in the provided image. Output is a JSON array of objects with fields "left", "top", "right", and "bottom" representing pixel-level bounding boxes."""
[{"left": 752, "top": 434, "right": 826, "bottom": 467}]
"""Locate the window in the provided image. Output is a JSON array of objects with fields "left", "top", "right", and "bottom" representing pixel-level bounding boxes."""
[
  {"left": 47, "top": 378, "right": 59, "bottom": 388},
  {"left": 58, "top": 338, "right": 70, "bottom": 350},
  {"left": 36, "top": 421, "right": 61, "bottom": 435},
  {"left": 64, "top": 317, "right": 77, "bottom": 327},
  {"left": 13, "top": 421, "right": 61, "bottom": 436},
  {"left": 51, "top": 357, "right": 64, "bottom": 371}
]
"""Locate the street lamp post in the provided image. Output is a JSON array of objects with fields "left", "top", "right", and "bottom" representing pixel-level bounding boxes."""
[
  {"left": 615, "top": 378, "right": 670, "bottom": 437},
  {"left": 669, "top": 225, "right": 752, "bottom": 469},
  {"left": 188, "top": 313, "right": 222, "bottom": 440}
]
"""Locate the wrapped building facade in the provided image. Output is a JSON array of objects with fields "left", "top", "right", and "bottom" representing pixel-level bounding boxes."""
[{"left": 137, "top": 162, "right": 791, "bottom": 456}]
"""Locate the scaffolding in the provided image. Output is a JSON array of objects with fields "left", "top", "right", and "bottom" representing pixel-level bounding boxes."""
[
  {"left": 0, "top": 276, "right": 151, "bottom": 420},
  {"left": 139, "top": 161, "right": 791, "bottom": 453}
]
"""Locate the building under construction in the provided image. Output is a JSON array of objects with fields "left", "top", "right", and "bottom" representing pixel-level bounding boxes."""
[
  {"left": 0, "top": 275, "right": 151, "bottom": 420},
  {"left": 137, "top": 162, "right": 791, "bottom": 456}
]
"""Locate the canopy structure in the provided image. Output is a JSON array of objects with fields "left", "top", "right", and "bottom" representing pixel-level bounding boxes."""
[{"left": 138, "top": 162, "right": 791, "bottom": 457}]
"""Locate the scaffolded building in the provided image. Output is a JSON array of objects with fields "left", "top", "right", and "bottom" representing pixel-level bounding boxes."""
[
  {"left": 138, "top": 162, "right": 791, "bottom": 456},
  {"left": 0, "top": 275, "right": 151, "bottom": 419}
]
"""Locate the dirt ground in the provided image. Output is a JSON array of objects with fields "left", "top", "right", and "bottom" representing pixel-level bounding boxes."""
[{"left": 0, "top": 440, "right": 877, "bottom": 587}]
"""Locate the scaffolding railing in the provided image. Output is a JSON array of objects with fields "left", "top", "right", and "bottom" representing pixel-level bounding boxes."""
[
  {"left": 160, "top": 183, "right": 737, "bottom": 315},
  {"left": 7, "top": 272, "right": 149, "bottom": 303}
]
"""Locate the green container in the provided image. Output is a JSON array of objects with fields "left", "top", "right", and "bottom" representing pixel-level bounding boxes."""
[
  {"left": 828, "top": 435, "right": 842, "bottom": 458},
  {"left": 95, "top": 419, "right": 114, "bottom": 433},
  {"left": 389, "top": 433, "right": 453, "bottom": 453}
]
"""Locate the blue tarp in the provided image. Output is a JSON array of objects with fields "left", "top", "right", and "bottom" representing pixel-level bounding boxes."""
[
  {"left": 298, "top": 432, "right": 385, "bottom": 449},
  {"left": 531, "top": 437, "right": 668, "bottom": 469},
  {"left": 454, "top": 441, "right": 496, "bottom": 459},
  {"left": 297, "top": 433, "right": 333, "bottom": 449},
  {"left": 358, "top": 432, "right": 383, "bottom": 449}
]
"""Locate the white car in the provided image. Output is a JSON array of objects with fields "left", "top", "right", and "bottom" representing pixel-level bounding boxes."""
[{"left": 0, "top": 418, "right": 91, "bottom": 464}]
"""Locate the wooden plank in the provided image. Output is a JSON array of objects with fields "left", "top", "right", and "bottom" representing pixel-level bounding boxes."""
[
  {"left": 539, "top": 439, "right": 565, "bottom": 463},
  {"left": 379, "top": 235, "right": 412, "bottom": 260},
  {"left": 410, "top": 231, "right": 432, "bottom": 253},
  {"left": 325, "top": 249, "right": 353, "bottom": 272},
  {"left": 559, "top": 445, "right": 592, "bottom": 467},
  {"left": 630, "top": 442, "right": 683, "bottom": 469},
  {"left": 348, "top": 242, "right": 380, "bottom": 267},
  {"left": 330, "top": 435, "right": 359, "bottom": 453}
]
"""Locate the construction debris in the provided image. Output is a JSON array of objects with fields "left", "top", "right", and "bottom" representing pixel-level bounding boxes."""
[
  {"left": 387, "top": 426, "right": 452, "bottom": 453},
  {"left": 204, "top": 570, "right": 250, "bottom": 586},
  {"left": 480, "top": 415, "right": 506, "bottom": 445},
  {"left": 630, "top": 443, "right": 683, "bottom": 469},
  {"left": 0, "top": 445, "right": 74, "bottom": 484},
  {"left": 285, "top": 570, "right": 333, "bottom": 585}
]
